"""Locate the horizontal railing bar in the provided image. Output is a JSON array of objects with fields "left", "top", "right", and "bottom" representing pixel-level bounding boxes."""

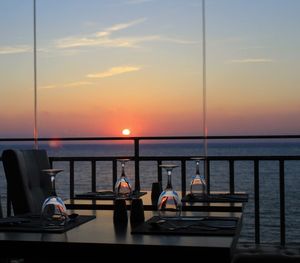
[
  {"left": 46, "top": 156, "right": 300, "bottom": 162},
  {"left": 1, "top": 155, "right": 299, "bottom": 163},
  {"left": 0, "top": 134, "right": 300, "bottom": 142}
]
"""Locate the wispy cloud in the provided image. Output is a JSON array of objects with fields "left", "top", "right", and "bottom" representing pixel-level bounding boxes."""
[
  {"left": 0, "top": 45, "right": 31, "bottom": 55},
  {"left": 56, "top": 18, "right": 147, "bottom": 49},
  {"left": 227, "top": 58, "right": 274, "bottom": 64},
  {"left": 55, "top": 18, "right": 198, "bottom": 49},
  {"left": 100, "top": 18, "right": 146, "bottom": 34},
  {"left": 40, "top": 81, "right": 93, "bottom": 89},
  {"left": 86, "top": 66, "right": 141, "bottom": 79},
  {"left": 40, "top": 65, "right": 141, "bottom": 89}
]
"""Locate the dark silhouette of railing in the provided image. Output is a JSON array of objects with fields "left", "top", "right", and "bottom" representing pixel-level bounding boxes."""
[{"left": 1, "top": 135, "right": 300, "bottom": 246}]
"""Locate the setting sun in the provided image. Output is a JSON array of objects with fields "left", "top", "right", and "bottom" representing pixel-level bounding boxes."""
[{"left": 122, "top": 128, "right": 131, "bottom": 136}]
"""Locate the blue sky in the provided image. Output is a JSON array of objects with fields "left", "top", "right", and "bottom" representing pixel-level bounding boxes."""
[{"left": 0, "top": 0, "right": 299, "bottom": 137}]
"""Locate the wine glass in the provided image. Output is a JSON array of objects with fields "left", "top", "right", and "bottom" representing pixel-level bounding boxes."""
[
  {"left": 114, "top": 159, "right": 132, "bottom": 198},
  {"left": 189, "top": 158, "right": 207, "bottom": 197},
  {"left": 157, "top": 164, "right": 181, "bottom": 219},
  {"left": 41, "top": 169, "right": 68, "bottom": 227}
]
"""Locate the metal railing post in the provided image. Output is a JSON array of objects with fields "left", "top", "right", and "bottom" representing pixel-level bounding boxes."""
[
  {"left": 181, "top": 160, "right": 186, "bottom": 196},
  {"left": 229, "top": 160, "right": 235, "bottom": 194},
  {"left": 279, "top": 159, "right": 286, "bottom": 246},
  {"left": 254, "top": 159, "right": 260, "bottom": 244},
  {"left": 91, "top": 160, "right": 96, "bottom": 192},
  {"left": 134, "top": 138, "right": 140, "bottom": 192},
  {"left": 157, "top": 160, "right": 162, "bottom": 182},
  {"left": 112, "top": 159, "right": 117, "bottom": 192},
  {"left": 206, "top": 159, "right": 210, "bottom": 194},
  {"left": 69, "top": 160, "right": 74, "bottom": 199}
]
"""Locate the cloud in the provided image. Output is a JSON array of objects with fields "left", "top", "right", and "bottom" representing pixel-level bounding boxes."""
[
  {"left": 55, "top": 18, "right": 198, "bottom": 49},
  {"left": 56, "top": 18, "right": 147, "bottom": 49},
  {"left": 40, "top": 84, "right": 57, "bottom": 89},
  {"left": 40, "top": 81, "right": 93, "bottom": 89},
  {"left": 86, "top": 66, "right": 141, "bottom": 78},
  {"left": 40, "top": 65, "right": 141, "bottom": 89},
  {"left": 227, "top": 58, "right": 274, "bottom": 64},
  {"left": 57, "top": 34, "right": 162, "bottom": 49},
  {"left": 103, "top": 18, "right": 146, "bottom": 33},
  {"left": 0, "top": 45, "right": 31, "bottom": 55},
  {"left": 63, "top": 81, "right": 93, "bottom": 87}
]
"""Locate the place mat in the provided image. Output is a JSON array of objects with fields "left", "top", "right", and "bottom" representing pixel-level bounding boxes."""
[
  {"left": 131, "top": 216, "right": 238, "bottom": 236},
  {"left": 181, "top": 193, "right": 248, "bottom": 203},
  {"left": 0, "top": 214, "right": 96, "bottom": 233},
  {"left": 75, "top": 190, "right": 147, "bottom": 200}
]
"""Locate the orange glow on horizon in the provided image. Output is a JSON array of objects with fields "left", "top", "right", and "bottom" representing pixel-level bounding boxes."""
[{"left": 49, "top": 139, "right": 62, "bottom": 148}]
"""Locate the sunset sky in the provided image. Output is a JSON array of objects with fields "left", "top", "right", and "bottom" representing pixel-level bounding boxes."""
[{"left": 0, "top": 0, "right": 299, "bottom": 137}]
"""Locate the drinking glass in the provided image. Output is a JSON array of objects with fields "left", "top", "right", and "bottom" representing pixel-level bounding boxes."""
[
  {"left": 41, "top": 169, "right": 68, "bottom": 227},
  {"left": 189, "top": 158, "right": 207, "bottom": 197},
  {"left": 114, "top": 159, "right": 132, "bottom": 198},
  {"left": 157, "top": 164, "right": 181, "bottom": 219}
]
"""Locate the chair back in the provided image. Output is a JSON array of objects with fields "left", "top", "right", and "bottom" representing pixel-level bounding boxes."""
[
  {"left": 0, "top": 194, "right": 2, "bottom": 218},
  {"left": 2, "top": 149, "right": 52, "bottom": 215}
]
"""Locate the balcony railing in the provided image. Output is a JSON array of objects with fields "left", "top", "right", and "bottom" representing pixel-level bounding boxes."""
[{"left": 0, "top": 135, "right": 300, "bottom": 246}]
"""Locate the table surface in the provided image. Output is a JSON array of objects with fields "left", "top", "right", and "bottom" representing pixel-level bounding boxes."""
[
  {"left": 65, "top": 191, "right": 246, "bottom": 212},
  {"left": 0, "top": 209, "right": 243, "bottom": 261}
]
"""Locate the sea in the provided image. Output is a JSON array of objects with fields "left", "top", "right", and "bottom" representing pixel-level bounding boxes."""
[{"left": 0, "top": 141, "right": 300, "bottom": 244}]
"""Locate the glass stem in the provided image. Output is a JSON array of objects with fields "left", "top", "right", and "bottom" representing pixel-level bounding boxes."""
[
  {"left": 121, "top": 163, "right": 126, "bottom": 177},
  {"left": 51, "top": 175, "right": 57, "bottom": 196},
  {"left": 166, "top": 169, "right": 173, "bottom": 189},
  {"left": 196, "top": 161, "right": 200, "bottom": 175}
]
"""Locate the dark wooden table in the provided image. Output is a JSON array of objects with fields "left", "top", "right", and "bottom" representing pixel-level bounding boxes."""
[
  {"left": 65, "top": 191, "right": 247, "bottom": 212},
  {"left": 0, "top": 210, "right": 243, "bottom": 262}
]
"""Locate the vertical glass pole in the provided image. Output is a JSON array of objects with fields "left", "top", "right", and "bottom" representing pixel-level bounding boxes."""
[
  {"left": 33, "top": 0, "right": 38, "bottom": 149},
  {"left": 202, "top": 0, "right": 208, "bottom": 186}
]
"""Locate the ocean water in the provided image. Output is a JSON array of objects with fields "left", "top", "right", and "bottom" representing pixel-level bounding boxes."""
[{"left": 0, "top": 141, "right": 300, "bottom": 244}]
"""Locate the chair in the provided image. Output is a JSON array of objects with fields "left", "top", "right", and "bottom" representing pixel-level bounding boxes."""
[
  {"left": 0, "top": 194, "right": 3, "bottom": 218},
  {"left": 1, "top": 185, "right": 22, "bottom": 263},
  {"left": 2, "top": 149, "right": 52, "bottom": 215}
]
